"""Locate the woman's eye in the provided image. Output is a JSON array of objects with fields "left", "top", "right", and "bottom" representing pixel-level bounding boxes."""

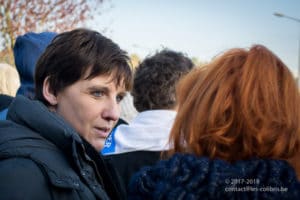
[
  {"left": 92, "top": 91, "right": 104, "bottom": 97},
  {"left": 116, "top": 95, "right": 124, "bottom": 103}
]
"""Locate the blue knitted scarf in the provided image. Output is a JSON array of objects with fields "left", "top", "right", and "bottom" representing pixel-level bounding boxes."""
[{"left": 128, "top": 153, "right": 300, "bottom": 200}]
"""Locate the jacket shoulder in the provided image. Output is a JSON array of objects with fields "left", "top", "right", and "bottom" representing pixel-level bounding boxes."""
[
  {"left": 0, "top": 157, "right": 52, "bottom": 200},
  {"left": 0, "top": 121, "right": 82, "bottom": 190}
]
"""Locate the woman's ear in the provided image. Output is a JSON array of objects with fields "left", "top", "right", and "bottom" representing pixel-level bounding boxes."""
[{"left": 43, "top": 76, "right": 58, "bottom": 106}]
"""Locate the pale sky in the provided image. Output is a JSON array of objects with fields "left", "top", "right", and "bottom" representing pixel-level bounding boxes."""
[{"left": 90, "top": 0, "right": 300, "bottom": 76}]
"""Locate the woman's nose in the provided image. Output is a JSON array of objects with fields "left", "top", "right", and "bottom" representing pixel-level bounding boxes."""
[{"left": 102, "top": 100, "right": 120, "bottom": 122}]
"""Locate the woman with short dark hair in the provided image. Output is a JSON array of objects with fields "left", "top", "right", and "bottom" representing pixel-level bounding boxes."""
[{"left": 0, "top": 28, "right": 132, "bottom": 200}]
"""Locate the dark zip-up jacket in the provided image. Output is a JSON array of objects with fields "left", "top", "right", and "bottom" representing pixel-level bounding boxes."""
[{"left": 0, "top": 95, "right": 125, "bottom": 200}]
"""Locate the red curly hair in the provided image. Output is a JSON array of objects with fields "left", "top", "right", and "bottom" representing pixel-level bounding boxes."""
[{"left": 169, "top": 45, "right": 300, "bottom": 165}]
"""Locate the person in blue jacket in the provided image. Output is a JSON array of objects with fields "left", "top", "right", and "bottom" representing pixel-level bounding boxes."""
[
  {"left": 0, "top": 28, "right": 132, "bottom": 200},
  {"left": 0, "top": 31, "right": 57, "bottom": 120},
  {"left": 14, "top": 31, "right": 58, "bottom": 99}
]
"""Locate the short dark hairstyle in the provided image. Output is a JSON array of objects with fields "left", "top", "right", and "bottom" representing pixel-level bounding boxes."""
[
  {"left": 35, "top": 28, "right": 132, "bottom": 105},
  {"left": 132, "top": 49, "right": 194, "bottom": 112}
]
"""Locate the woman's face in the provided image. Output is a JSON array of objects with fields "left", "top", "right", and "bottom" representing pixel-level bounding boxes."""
[{"left": 53, "top": 73, "right": 126, "bottom": 151}]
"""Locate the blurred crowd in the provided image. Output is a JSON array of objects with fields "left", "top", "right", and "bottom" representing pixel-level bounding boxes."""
[{"left": 0, "top": 28, "right": 300, "bottom": 200}]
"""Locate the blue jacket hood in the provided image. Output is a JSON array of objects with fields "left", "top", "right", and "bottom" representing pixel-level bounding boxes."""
[
  {"left": 128, "top": 153, "right": 300, "bottom": 200},
  {"left": 13, "top": 32, "right": 57, "bottom": 98}
]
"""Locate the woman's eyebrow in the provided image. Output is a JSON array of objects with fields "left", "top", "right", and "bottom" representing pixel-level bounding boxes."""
[
  {"left": 118, "top": 91, "right": 127, "bottom": 96},
  {"left": 87, "top": 86, "right": 109, "bottom": 93}
]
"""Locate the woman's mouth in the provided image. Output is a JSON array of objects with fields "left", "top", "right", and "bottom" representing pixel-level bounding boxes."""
[{"left": 93, "top": 127, "right": 111, "bottom": 138}]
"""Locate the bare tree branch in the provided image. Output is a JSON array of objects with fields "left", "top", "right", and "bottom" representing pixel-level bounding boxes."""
[{"left": 0, "top": 0, "right": 104, "bottom": 53}]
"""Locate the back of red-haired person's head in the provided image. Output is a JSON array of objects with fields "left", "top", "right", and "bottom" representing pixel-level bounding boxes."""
[{"left": 169, "top": 44, "right": 300, "bottom": 164}]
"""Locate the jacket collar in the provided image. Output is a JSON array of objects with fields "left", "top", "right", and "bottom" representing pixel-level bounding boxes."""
[{"left": 7, "top": 95, "right": 82, "bottom": 151}]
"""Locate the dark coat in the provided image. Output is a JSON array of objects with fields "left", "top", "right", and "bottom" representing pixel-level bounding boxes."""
[
  {"left": 106, "top": 151, "right": 162, "bottom": 191},
  {"left": 0, "top": 94, "right": 13, "bottom": 111},
  {"left": 0, "top": 95, "right": 125, "bottom": 200},
  {"left": 0, "top": 94, "right": 13, "bottom": 120},
  {"left": 128, "top": 153, "right": 300, "bottom": 200}
]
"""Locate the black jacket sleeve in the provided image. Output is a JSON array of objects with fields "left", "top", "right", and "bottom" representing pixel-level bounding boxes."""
[{"left": 0, "top": 157, "right": 52, "bottom": 200}]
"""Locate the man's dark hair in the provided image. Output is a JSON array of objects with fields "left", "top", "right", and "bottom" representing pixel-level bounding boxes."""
[
  {"left": 132, "top": 49, "right": 194, "bottom": 112},
  {"left": 35, "top": 28, "right": 132, "bottom": 105}
]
